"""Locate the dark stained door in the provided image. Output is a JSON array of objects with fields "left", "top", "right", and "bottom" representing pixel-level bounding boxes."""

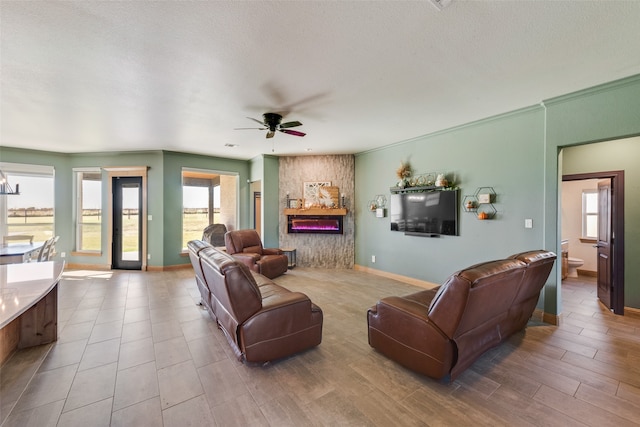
[
  {"left": 112, "top": 177, "right": 143, "bottom": 270},
  {"left": 596, "top": 179, "right": 612, "bottom": 309},
  {"left": 563, "top": 170, "right": 624, "bottom": 315}
]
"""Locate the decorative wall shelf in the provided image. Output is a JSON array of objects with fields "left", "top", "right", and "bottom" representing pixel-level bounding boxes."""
[
  {"left": 284, "top": 208, "right": 348, "bottom": 216},
  {"left": 463, "top": 195, "right": 478, "bottom": 212},
  {"left": 390, "top": 185, "right": 454, "bottom": 194},
  {"left": 464, "top": 187, "right": 496, "bottom": 220}
]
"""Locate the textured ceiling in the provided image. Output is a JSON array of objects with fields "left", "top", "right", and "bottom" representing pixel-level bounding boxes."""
[{"left": 2, "top": 1, "right": 640, "bottom": 160}]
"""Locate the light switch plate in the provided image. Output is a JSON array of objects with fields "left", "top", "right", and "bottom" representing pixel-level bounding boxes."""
[{"left": 525, "top": 219, "right": 533, "bottom": 228}]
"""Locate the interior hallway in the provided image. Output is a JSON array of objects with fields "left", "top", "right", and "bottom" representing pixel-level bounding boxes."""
[{"left": 1, "top": 268, "right": 639, "bottom": 426}]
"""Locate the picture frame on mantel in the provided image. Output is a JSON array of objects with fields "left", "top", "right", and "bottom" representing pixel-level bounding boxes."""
[
  {"left": 287, "top": 198, "right": 299, "bottom": 209},
  {"left": 303, "top": 181, "right": 331, "bottom": 207}
]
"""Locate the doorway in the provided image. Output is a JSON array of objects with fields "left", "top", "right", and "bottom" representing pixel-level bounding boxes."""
[
  {"left": 562, "top": 171, "right": 625, "bottom": 314},
  {"left": 112, "top": 176, "right": 143, "bottom": 270},
  {"left": 254, "top": 191, "right": 262, "bottom": 236}
]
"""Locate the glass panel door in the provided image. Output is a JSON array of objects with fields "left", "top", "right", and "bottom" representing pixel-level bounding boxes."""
[{"left": 112, "top": 177, "right": 142, "bottom": 270}]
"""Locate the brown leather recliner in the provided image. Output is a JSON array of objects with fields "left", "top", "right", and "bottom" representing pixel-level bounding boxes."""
[
  {"left": 367, "top": 250, "right": 556, "bottom": 381},
  {"left": 187, "top": 241, "right": 323, "bottom": 363},
  {"left": 224, "top": 229, "right": 289, "bottom": 279}
]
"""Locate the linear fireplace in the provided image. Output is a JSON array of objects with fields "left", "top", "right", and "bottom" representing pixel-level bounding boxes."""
[{"left": 287, "top": 215, "right": 343, "bottom": 234}]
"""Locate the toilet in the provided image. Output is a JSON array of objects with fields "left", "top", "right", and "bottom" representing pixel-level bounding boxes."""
[
  {"left": 561, "top": 240, "right": 585, "bottom": 279},
  {"left": 567, "top": 257, "right": 584, "bottom": 278}
]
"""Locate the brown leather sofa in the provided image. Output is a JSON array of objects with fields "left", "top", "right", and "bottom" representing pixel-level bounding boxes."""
[
  {"left": 224, "top": 229, "right": 289, "bottom": 279},
  {"left": 367, "top": 250, "right": 556, "bottom": 381},
  {"left": 188, "top": 240, "right": 323, "bottom": 363}
]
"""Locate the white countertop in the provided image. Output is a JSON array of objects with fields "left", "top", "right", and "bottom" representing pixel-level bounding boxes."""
[{"left": 0, "top": 261, "right": 65, "bottom": 328}]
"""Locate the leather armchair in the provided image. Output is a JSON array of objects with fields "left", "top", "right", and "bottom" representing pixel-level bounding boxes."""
[{"left": 224, "top": 229, "right": 289, "bottom": 279}]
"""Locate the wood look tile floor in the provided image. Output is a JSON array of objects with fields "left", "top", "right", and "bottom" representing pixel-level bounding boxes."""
[{"left": 1, "top": 268, "right": 640, "bottom": 426}]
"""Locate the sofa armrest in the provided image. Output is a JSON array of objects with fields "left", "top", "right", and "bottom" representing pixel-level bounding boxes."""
[
  {"left": 230, "top": 253, "right": 261, "bottom": 269},
  {"left": 367, "top": 296, "right": 454, "bottom": 379},
  {"left": 262, "top": 248, "right": 283, "bottom": 256},
  {"left": 369, "top": 296, "right": 449, "bottom": 341},
  {"left": 241, "top": 292, "right": 319, "bottom": 340}
]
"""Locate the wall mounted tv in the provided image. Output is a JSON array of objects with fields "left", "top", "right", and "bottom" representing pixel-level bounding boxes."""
[{"left": 390, "top": 190, "right": 459, "bottom": 236}]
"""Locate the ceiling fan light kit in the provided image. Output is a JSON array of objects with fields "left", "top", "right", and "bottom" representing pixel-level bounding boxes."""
[{"left": 237, "top": 112, "right": 306, "bottom": 139}]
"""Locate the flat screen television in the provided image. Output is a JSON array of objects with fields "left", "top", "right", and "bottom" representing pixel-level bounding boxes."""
[{"left": 390, "top": 189, "right": 459, "bottom": 236}]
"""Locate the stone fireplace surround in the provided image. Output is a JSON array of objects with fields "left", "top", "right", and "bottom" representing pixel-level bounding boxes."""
[{"left": 278, "top": 155, "right": 354, "bottom": 269}]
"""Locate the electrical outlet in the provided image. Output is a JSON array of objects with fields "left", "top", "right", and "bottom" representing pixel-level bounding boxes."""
[
  {"left": 60, "top": 252, "right": 66, "bottom": 258},
  {"left": 525, "top": 219, "right": 533, "bottom": 229},
  {"left": 147, "top": 254, "right": 151, "bottom": 260},
  {"left": 371, "top": 255, "right": 376, "bottom": 263}
]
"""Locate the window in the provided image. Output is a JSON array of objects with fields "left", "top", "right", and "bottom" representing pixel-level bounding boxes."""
[
  {"left": 182, "top": 168, "right": 237, "bottom": 250},
  {"left": 582, "top": 190, "right": 598, "bottom": 239},
  {"left": 0, "top": 163, "right": 55, "bottom": 243},
  {"left": 75, "top": 169, "right": 102, "bottom": 252}
]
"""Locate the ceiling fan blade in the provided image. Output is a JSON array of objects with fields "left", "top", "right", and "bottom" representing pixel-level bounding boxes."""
[
  {"left": 279, "top": 120, "right": 302, "bottom": 129},
  {"left": 266, "top": 130, "right": 275, "bottom": 138},
  {"left": 247, "top": 117, "right": 266, "bottom": 126},
  {"left": 280, "top": 129, "right": 306, "bottom": 137},
  {"left": 234, "top": 127, "right": 267, "bottom": 130}
]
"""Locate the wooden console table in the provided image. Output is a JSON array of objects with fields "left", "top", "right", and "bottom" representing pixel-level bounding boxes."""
[{"left": 0, "top": 261, "right": 64, "bottom": 364}]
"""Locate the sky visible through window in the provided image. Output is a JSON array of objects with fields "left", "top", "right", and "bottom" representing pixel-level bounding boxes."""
[
  {"left": 7, "top": 175, "right": 53, "bottom": 209},
  {"left": 183, "top": 186, "right": 220, "bottom": 209}
]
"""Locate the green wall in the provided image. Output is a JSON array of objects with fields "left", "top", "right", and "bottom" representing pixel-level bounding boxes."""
[
  {"left": 161, "top": 151, "right": 251, "bottom": 266},
  {"left": 355, "top": 106, "right": 547, "bottom": 285},
  {"left": 0, "top": 148, "right": 251, "bottom": 268},
  {"left": 247, "top": 154, "right": 282, "bottom": 249},
  {"left": 545, "top": 76, "right": 640, "bottom": 308},
  {"left": 70, "top": 151, "right": 165, "bottom": 266},
  {"left": 261, "top": 155, "right": 280, "bottom": 249},
  {"left": 543, "top": 75, "right": 640, "bottom": 312},
  {"left": 0, "top": 146, "right": 72, "bottom": 262},
  {"left": 355, "top": 74, "right": 640, "bottom": 314}
]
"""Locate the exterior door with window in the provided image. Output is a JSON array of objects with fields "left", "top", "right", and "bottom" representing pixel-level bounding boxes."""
[{"left": 112, "top": 177, "right": 142, "bottom": 270}]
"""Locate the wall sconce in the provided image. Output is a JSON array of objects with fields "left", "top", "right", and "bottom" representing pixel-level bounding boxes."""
[
  {"left": 0, "top": 170, "right": 20, "bottom": 195},
  {"left": 368, "top": 194, "right": 387, "bottom": 217}
]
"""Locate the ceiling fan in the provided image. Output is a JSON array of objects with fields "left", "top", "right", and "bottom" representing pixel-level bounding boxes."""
[{"left": 236, "top": 113, "right": 306, "bottom": 139}]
